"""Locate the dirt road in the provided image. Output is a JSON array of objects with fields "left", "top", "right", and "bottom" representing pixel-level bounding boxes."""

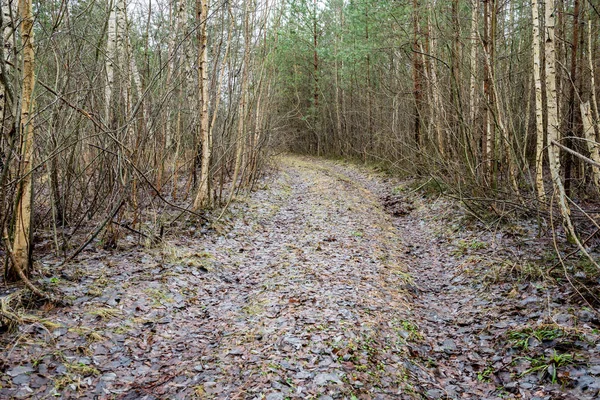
[{"left": 2, "top": 155, "right": 598, "bottom": 399}]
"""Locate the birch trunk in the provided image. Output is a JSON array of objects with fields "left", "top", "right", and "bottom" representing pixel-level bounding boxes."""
[
  {"left": 0, "top": 0, "right": 14, "bottom": 128},
  {"left": 545, "top": 0, "right": 576, "bottom": 241},
  {"left": 333, "top": 2, "right": 342, "bottom": 153},
  {"left": 165, "top": 0, "right": 186, "bottom": 150},
  {"left": 427, "top": 1, "right": 445, "bottom": 156},
  {"left": 563, "top": 0, "right": 580, "bottom": 197},
  {"left": 118, "top": 0, "right": 133, "bottom": 141},
  {"left": 365, "top": 3, "right": 372, "bottom": 160},
  {"left": 229, "top": 0, "right": 251, "bottom": 203},
  {"left": 469, "top": 0, "right": 478, "bottom": 127},
  {"left": 581, "top": 101, "right": 600, "bottom": 187},
  {"left": 116, "top": 0, "right": 126, "bottom": 73},
  {"left": 588, "top": 17, "right": 599, "bottom": 136},
  {"left": 105, "top": 0, "right": 116, "bottom": 125},
  {"left": 10, "top": 0, "right": 35, "bottom": 280},
  {"left": 482, "top": 0, "right": 493, "bottom": 182},
  {"left": 412, "top": 0, "right": 422, "bottom": 148},
  {"left": 532, "top": 0, "right": 546, "bottom": 202},
  {"left": 193, "top": 0, "right": 211, "bottom": 210}
]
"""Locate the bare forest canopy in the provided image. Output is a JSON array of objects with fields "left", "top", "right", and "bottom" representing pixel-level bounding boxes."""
[{"left": 1, "top": 0, "right": 600, "bottom": 283}]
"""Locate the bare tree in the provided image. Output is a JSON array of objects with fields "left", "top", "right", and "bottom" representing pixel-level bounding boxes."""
[{"left": 9, "top": 0, "right": 35, "bottom": 280}]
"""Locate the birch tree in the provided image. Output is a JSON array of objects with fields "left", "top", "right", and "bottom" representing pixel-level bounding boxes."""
[
  {"left": 468, "top": 0, "right": 478, "bottom": 128},
  {"left": 581, "top": 101, "right": 600, "bottom": 188},
  {"left": 9, "top": 0, "right": 35, "bottom": 279},
  {"left": 193, "top": 0, "right": 211, "bottom": 209},
  {"left": 228, "top": 0, "right": 252, "bottom": 204},
  {"left": 544, "top": 0, "right": 576, "bottom": 242},
  {"left": 105, "top": 0, "right": 117, "bottom": 125},
  {"left": 0, "top": 0, "right": 14, "bottom": 129},
  {"left": 587, "top": 16, "right": 599, "bottom": 136},
  {"left": 532, "top": 0, "right": 546, "bottom": 203}
]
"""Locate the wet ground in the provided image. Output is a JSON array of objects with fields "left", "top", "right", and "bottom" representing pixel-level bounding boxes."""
[{"left": 1, "top": 155, "right": 599, "bottom": 399}]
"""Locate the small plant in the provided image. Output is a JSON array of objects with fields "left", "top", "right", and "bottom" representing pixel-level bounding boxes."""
[
  {"left": 484, "top": 260, "right": 548, "bottom": 283},
  {"left": 67, "top": 362, "right": 100, "bottom": 377},
  {"left": 477, "top": 366, "right": 494, "bottom": 382},
  {"left": 86, "top": 286, "right": 103, "bottom": 297},
  {"left": 391, "top": 186, "right": 406, "bottom": 195},
  {"left": 468, "top": 240, "right": 487, "bottom": 250},
  {"left": 87, "top": 307, "right": 122, "bottom": 320},
  {"left": 523, "top": 351, "right": 574, "bottom": 383},
  {"left": 507, "top": 326, "right": 564, "bottom": 350},
  {"left": 93, "top": 274, "right": 109, "bottom": 287},
  {"left": 408, "top": 178, "right": 446, "bottom": 197},
  {"left": 193, "top": 385, "right": 206, "bottom": 397},
  {"left": 53, "top": 375, "right": 76, "bottom": 391},
  {"left": 69, "top": 326, "right": 104, "bottom": 343},
  {"left": 398, "top": 320, "right": 423, "bottom": 341},
  {"left": 144, "top": 288, "right": 173, "bottom": 307},
  {"left": 452, "top": 239, "right": 487, "bottom": 256}
]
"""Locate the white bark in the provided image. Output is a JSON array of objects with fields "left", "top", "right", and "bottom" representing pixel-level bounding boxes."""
[
  {"left": 532, "top": 0, "right": 546, "bottom": 202},
  {"left": 545, "top": 0, "right": 577, "bottom": 242},
  {"left": 469, "top": 0, "right": 478, "bottom": 126},
  {"left": 581, "top": 101, "right": 600, "bottom": 188},
  {"left": 0, "top": 0, "right": 15, "bottom": 126},
  {"left": 588, "top": 17, "right": 599, "bottom": 136},
  {"left": 116, "top": 0, "right": 126, "bottom": 73},
  {"left": 105, "top": 0, "right": 117, "bottom": 124},
  {"left": 118, "top": 0, "right": 133, "bottom": 142}
]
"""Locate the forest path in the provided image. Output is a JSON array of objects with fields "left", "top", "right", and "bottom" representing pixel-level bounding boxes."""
[
  {"left": 178, "top": 155, "right": 431, "bottom": 399},
  {"left": 2, "top": 155, "right": 599, "bottom": 399}
]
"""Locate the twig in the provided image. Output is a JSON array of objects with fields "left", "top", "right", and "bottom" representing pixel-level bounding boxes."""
[
  {"left": 547, "top": 227, "right": 600, "bottom": 273},
  {"left": 0, "top": 290, "right": 23, "bottom": 326},
  {"left": 551, "top": 140, "right": 600, "bottom": 169},
  {"left": 111, "top": 220, "right": 158, "bottom": 241},
  {"left": 549, "top": 195, "right": 600, "bottom": 317},
  {"left": 63, "top": 196, "right": 125, "bottom": 263},
  {"left": 408, "top": 177, "right": 433, "bottom": 194},
  {"left": 88, "top": 143, "right": 208, "bottom": 222}
]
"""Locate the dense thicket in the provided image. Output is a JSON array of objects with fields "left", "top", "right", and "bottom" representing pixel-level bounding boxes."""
[
  {"left": 1, "top": 0, "right": 600, "bottom": 282},
  {"left": 268, "top": 0, "right": 600, "bottom": 251},
  {"left": 0, "top": 0, "right": 275, "bottom": 279}
]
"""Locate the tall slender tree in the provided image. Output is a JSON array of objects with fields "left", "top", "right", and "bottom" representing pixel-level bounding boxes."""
[
  {"left": 9, "top": 0, "right": 35, "bottom": 280},
  {"left": 193, "top": 0, "right": 210, "bottom": 209},
  {"left": 532, "top": 0, "right": 546, "bottom": 202}
]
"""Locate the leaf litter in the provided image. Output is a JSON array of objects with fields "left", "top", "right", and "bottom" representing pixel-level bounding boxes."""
[{"left": 1, "top": 155, "right": 599, "bottom": 399}]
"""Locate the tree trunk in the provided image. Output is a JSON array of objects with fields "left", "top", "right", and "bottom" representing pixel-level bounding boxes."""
[
  {"left": 365, "top": 3, "right": 372, "bottom": 161},
  {"left": 588, "top": 16, "right": 599, "bottom": 136},
  {"left": 193, "top": 0, "right": 210, "bottom": 210},
  {"left": 427, "top": 1, "right": 445, "bottom": 156},
  {"left": 229, "top": 0, "right": 251, "bottom": 203},
  {"left": 0, "top": 0, "right": 14, "bottom": 129},
  {"left": 482, "top": 0, "right": 495, "bottom": 185},
  {"left": 564, "top": 0, "right": 580, "bottom": 197},
  {"left": 469, "top": 0, "right": 478, "bottom": 127},
  {"left": 532, "top": 0, "right": 546, "bottom": 203},
  {"left": 413, "top": 0, "right": 422, "bottom": 149},
  {"left": 581, "top": 101, "right": 600, "bottom": 187},
  {"left": 9, "top": 0, "right": 35, "bottom": 280},
  {"left": 545, "top": 0, "right": 576, "bottom": 242},
  {"left": 105, "top": 0, "right": 116, "bottom": 125}
]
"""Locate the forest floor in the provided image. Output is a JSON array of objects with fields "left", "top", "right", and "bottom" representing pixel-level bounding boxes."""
[{"left": 1, "top": 155, "right": 600, "bottom": 399}]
